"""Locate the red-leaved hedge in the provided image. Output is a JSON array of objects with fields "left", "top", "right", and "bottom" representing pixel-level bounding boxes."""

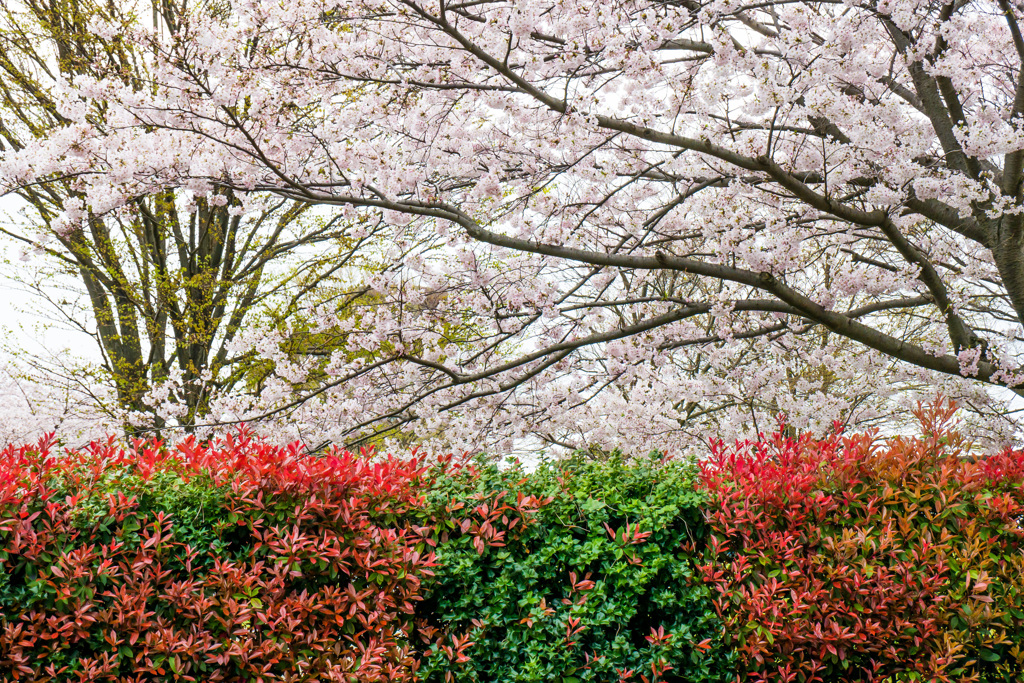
[
  {"left": 698, "top": 402, "right": 1024, "bottom": 683},
  {"left": 0, "top": 430, "right": 436, "bottom": 682}
]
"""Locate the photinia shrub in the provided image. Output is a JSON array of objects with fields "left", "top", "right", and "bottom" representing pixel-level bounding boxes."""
[
  {"left": 9, "top": 405, "right": 1024, "bottom": 683},
  {"left": 698, "top": 402, "right": 1024, "bottom": 683},
  {"left": 412, "top": 451, "right": 736, "bottom": 683},
  {"left": 0, "top": 429, "right": 436, "bottom": 682}
]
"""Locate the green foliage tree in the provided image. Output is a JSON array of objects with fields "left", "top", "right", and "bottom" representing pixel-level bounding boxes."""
[{"left": 0, "top": 0, "right": 381, "bottom": 431}]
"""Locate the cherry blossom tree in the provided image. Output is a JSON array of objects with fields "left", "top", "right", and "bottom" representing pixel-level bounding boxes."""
[
  {"left": 3, "top": 0, "right": 1024, "bottom": 452},
  {"left": 0, "top": 361, "right": 118, "bottom": 445}
]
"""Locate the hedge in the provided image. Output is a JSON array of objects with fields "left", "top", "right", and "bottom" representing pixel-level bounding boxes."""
[
  {"left": 1, "top": 403, "right": 1023, "bottom": 682},
  {"left": 0, "top": 432, "right": 434, "bottom": 682},
  {"left": 699, "top": 402, "right": 1024, "bottom": 682},
  {"left": 411, "top": 451, "right": 734, "bottom": 683}
]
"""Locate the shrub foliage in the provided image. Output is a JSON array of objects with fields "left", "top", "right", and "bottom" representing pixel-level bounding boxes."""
[
  {"left": 4, "top": 404, "right": 1024, "bottom": 683},
  {"left": 698, "top": 402, "right": 1024, "bottom": 683},
  {"left": 413, "top": 452, "right": 735, "bottom": 683},
  {"left": 0, "top": 431, "right": 434, "bottom": 682}
]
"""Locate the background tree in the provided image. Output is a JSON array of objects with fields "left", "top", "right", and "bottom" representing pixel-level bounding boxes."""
[
  {"left": 0, "top": 0, "right": 385, "bottom": 434},
  {"left": 4, "top": 0, "right": 1024, "bottom": 452}
]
